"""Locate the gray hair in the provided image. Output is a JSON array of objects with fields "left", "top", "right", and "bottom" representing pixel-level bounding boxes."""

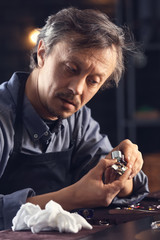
[{"left": 30, "top": 7, "right": 135, "bottom": 89}]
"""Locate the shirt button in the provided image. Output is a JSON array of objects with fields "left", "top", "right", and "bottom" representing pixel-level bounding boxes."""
[
  {"left": 44, "top": 131, "right": 49, "bottom": 136},
  {"left": 34, "top": 133, "right": 38, "bottom": 139}
]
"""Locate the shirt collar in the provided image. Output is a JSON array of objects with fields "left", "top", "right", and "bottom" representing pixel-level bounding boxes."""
[
  {"left": 23, "top": 95, "right": 52, "bottom": 142},
  {"left": 23, "top": 94, "right": 64, "bottom": 142}
]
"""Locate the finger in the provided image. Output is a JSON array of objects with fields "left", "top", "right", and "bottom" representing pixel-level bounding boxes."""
[
  {"left": 129, "top": 152, "right": 143, "bottom": 179},
  {"left": 119, "top": 166, "right": 132, "bottom": 181},
  {"left": 93, "top": 158, "right": 117, "bottom": 178},
  {"left": 126, "top": 146, "right": 138, "bottom": 168},
  {"left": 109, "top": 167, "right": 132, "bottom": 193},
  {"left": 103, "top": 177, "right": 129, "bottom": 205},
  {"left": 104, "top": 167, "right": 118, "bottom": 184},
  {"left": 104, "top": 152, "right": 112, "bottom": 159},
  {"left": 126, "top": 145, "right": 138, "bottom": 166},
  {"left": 109, "top": 168, "right": 119, "bottom": 182},
  {"left": 103, "top": 167, "right": 132, "bottom": 206},
  {"left": 104, "top": 167, "right": 111, "bottom": 184},
  {"left": 117, "top": 140, "right": 139, "bottom": 168}
]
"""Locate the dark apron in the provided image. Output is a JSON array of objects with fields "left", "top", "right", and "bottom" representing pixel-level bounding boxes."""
[{"left": 0, "top": 79, "right": 74, "bottom": 195}]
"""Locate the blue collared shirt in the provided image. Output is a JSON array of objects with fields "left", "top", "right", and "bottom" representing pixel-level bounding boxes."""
[{"left": 0, "top": 72, "right": 149, "bottom": 230}]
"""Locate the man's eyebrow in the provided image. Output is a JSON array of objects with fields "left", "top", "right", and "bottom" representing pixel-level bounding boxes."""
[{"left": 66, "top": 57, "right": 107, "bottom": 76}]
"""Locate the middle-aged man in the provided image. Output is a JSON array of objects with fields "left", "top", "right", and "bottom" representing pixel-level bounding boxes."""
[{"left": 0, "top": 7, "right": 149, "bottom": 230}]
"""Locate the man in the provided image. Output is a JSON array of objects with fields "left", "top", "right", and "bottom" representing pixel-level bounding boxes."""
[{"left": 0, "top": 7, "right": 149, "bottom": 230}]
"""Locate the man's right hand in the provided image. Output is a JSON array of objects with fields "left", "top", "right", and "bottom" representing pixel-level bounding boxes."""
[
  {"left": 27, "top": 158, "right": 132, "bottom": 210},
  {"left": 70, "top": 158, "right": 132, "bottom": 209}
]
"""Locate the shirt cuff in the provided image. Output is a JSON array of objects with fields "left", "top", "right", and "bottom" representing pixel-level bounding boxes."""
[{"left": 2, "top": 188, "right": 35, "bottom": 229}]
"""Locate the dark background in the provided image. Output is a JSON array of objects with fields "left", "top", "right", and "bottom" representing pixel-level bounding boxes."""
[{"left": 0, "top": 0, "right": 160, "bottom": 154}]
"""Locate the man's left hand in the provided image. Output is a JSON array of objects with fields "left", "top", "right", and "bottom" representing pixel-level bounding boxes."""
[{"left": 108, "top": 139, "right": 143, "bottom": 179}]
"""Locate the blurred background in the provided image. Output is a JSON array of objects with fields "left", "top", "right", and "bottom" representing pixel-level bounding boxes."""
[{"left": 1, "top": 0, "right": 160, "bottom": 191}]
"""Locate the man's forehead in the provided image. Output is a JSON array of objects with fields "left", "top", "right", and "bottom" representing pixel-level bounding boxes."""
[{"left": 54, "top": 41, "right": 117, "bottom": 65}]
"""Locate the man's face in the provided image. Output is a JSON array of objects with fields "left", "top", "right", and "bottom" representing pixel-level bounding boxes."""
[{"left": 36, "top": 40, "right": 117, "bottom": 120}]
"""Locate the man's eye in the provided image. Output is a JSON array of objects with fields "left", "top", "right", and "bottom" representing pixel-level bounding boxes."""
[
  {"left": 87, "top": 79, "right": 99, "bottom": 86},
  {"left": 66, "top": 65, "right": 77, "bottom": 74}
]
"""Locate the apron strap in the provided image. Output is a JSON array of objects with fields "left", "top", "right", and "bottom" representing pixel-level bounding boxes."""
[{"left": 13, "top": 80, "right": 26, "bottom": 152}]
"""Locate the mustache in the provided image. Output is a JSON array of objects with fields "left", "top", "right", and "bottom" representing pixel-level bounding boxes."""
[{"left": 56, "top": 89, "right": 80, "bottom": 108}]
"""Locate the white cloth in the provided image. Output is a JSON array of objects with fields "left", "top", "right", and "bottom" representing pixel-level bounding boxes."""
[{"left": 12, "top": 200, "right": 92, "bottom": 234}]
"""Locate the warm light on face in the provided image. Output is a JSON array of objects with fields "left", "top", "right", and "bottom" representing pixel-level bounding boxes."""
[{"left": 29, "top": 29, "right": 40, "bottom": 45}]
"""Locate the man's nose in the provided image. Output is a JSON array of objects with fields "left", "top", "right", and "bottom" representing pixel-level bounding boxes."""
[{"left": 68, "top": 77, "right": 86, "bottom": 95}]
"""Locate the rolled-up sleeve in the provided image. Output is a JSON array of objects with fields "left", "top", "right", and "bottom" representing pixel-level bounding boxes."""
[{"left": 0, "top": 188, "right": 35, "bottom": 230}]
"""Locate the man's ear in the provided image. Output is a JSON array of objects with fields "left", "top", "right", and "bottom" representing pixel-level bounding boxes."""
[{"left": 37, "top": 40, "right": 46, "bottom": 67}]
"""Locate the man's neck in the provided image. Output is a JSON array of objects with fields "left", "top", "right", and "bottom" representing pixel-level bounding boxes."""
[{"left": 25, "top": 69, "right": 58, "bottom": 121}]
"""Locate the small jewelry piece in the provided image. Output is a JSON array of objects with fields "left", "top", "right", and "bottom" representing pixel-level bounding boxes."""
[
  {"left": 111, "top": 150, "right": 128, "bottom": 175},
  {"left": 151, "top": 220, "right": 160, "bottom": 229}
]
